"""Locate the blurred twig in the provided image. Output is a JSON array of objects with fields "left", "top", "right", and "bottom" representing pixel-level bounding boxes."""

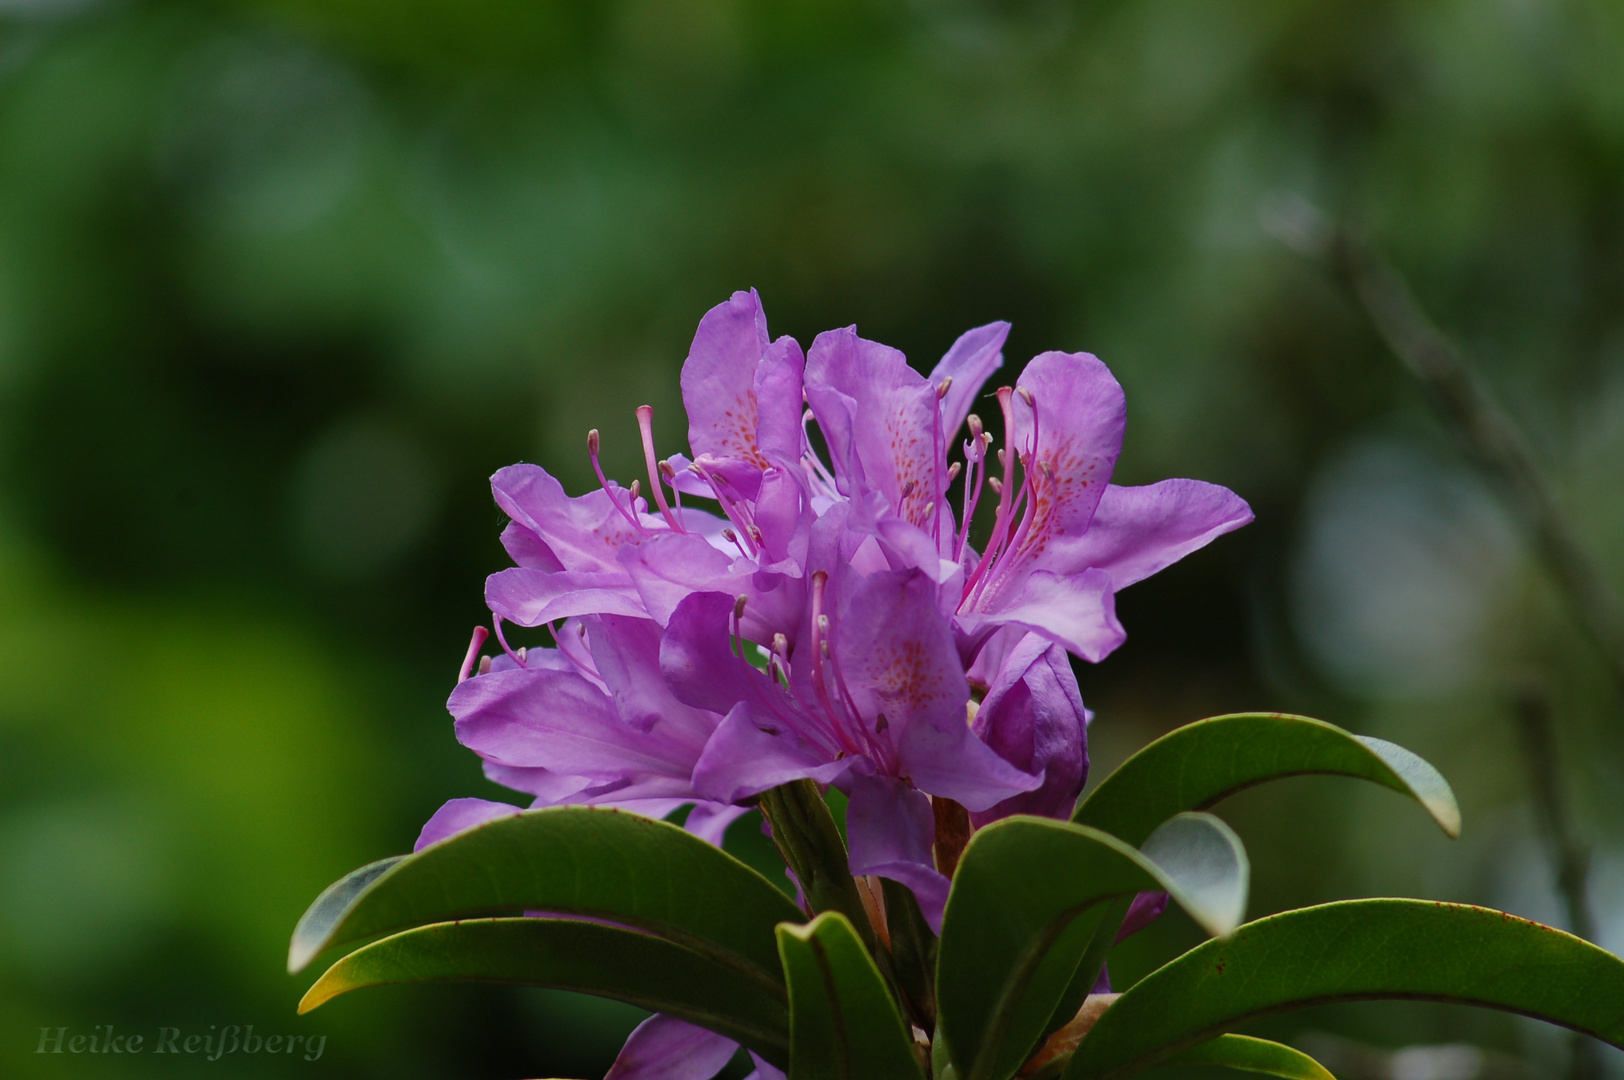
[
  {"left": 1514, "top": 680, "right": 1603, "bottom": 1080},
  {"left": 1514, "top": 681, "right": 1596, "bottom": 945},
  {"left": 1263, "top": 193, "right": 1624, "bottom": 709}
]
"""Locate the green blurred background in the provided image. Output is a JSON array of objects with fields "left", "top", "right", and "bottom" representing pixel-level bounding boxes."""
[{"left": 1, "top": 0, "right": 1622, "bottom": 1076}]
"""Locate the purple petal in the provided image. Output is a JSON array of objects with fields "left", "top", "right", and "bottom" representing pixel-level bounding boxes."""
[
  {"left": 1008, "top": 351, "right": 1126, "bottom": 554},
  {"left": 414, "top": 797, "right": 523, "bottom": 852},
  {"left": 586, "top": 614, "right": 717, "bottom": 752},
  {"left": 805, "top": 327, "right": 954, "bottom": 538},
  {"left": 831, "top": 569, "right": 1042, "bottom": 809},
  {"left": 682, "top": 802, "right": 752, "bottom": 847},
  {"left": 491, "top": 464, "right": 652, "bottom": 573},
  {"left": 844, "top": 772, "right": 952, "bottom": 933},
  {"left": 482, "top": 761, "right": 596, "bottom": 803},
  {"left": 1049, "top": 479, "right": 1253, "bottom": 588},
  {"left": 743, "top": 1052, "right": 788, "bottom": 1080},
  {"left": 1117, "top": 890, "right": 1169, "bottom": 942},
  {"left": 681, "top": 290, "right": 804, "bottom": 483},
  {"left": 486, "top": 567, "right": 647, "bottom": 626},
  {"left": 450, "top": 667, "right": 699, "bottom": 780},
  {"left": 622, "top": 533, "right": 806, "bottom": 641},
  {"left": 604, "top": 1014, "right": 739, "bottom": 1080},
  {"left": 660, "top": 592, "right": 779, "bottom": 717},
  {"left": 929, "top": 321, "right": 1008, "bottom": 437},
  {"left": 499, "top": 521, "right": 564, "bottom": 571},
  {"left": 960, "top": 568, "right": 1126, "bottom": 664},
  {"left": 693, "top": 703, "right": 851, "bottom": 804},
  {"left": 753, "top": 335, "right": 808, "bottom": 468},
  {"left": 969, "top": 635, "right": 1090, "bottom": 827}
]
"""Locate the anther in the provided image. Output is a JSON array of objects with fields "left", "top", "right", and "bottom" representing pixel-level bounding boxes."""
[
  {"left": 989, "top": 477, "right": 1004, "bottom": 494},
  {"left": 629, "top": 479, "right": 641, "bottom": 502},
  {"left": 937, "top": 377, "right": 953, "bottom": 400},
  {"left": 659, "top": 460, "right": 677, "bottom": 481},
  {"left": 1017, "top": 386, "right": 1035, "bottom": 406},
  {"left": 947, "top": 461, "right": 962, "bottom": 480},
  {"left": 772, "top": 632, "right": 789, "bottom": 656},
  {"left": 588, "top": 429, "right": 601, "bottom": 455},
  {"left": 967, "top": 413, "right": 984, "bottom": 439},
  {"left": 477, "top": 656, "right": 492, "bottom": 675},
  {"left": 899, "top": 479, "right": 917, "bottom": 500},
  {"left": 734, "top": 595, "right": 749, "bottom": 621}
]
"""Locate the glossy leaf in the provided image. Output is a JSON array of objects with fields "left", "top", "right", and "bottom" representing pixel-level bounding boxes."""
[
  {"left": 1156, "top": 1035, "right": 1334, "bottom": 1079},
  {"left": 776, "top": 912, "right": 924, "bottom": 1080},
  {"left": 1066, "top": 899, "right": 1624, "bottom": 1080},
  {"left": 288, "top": 807, "right": 804, "bottom": 993},
  {"left": 938, "top": 813, "right": 1247, "bottom": 1080},
  {"left": 299, "top": 917, "right": 790, "bottom": 1064},
  {"left": 1073, "top": 713, "right": 1460, "bottom": 846}
]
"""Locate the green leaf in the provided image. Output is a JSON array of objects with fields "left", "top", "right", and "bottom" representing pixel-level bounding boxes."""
[
  {"left": 775, "top": 911, "right": 925, "bottom": 1080},
  {"left": 1155, "top": 1035, "right": 1334, "bottom": 1079},
  {"left": 1066, "top": 899, "right": 1624, "bottom": 1080},
  {"left": 938, "top": 814, "right": 1247, "bottom": 1080},
  {"left": 288, "top": 807, "right": 805, "bottom": 995},
  {"left": 298, "top": 917, "right": 789, "bottom": 1064},
  {"left": 1073, "top": 713, "right": 1460, "bottom": 846}
]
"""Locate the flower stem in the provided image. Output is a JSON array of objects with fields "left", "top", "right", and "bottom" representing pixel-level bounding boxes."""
[{"left": 759, "top": 779, "right": 876, "bottom": 951}]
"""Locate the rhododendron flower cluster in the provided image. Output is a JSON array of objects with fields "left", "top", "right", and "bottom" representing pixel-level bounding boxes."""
[
  {"left": 419, "top": 291, "right": 1249, "bottom": 1078},
  {"left": 425, "top": 289, "right": 1250, "bottom": 897}
]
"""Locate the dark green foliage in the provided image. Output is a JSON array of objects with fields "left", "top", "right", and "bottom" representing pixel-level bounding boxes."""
[{"left": 293, "top": 719, "right": 1624, "bottom": 1078}]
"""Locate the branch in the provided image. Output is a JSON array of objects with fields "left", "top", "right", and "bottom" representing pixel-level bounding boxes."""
[{"left": 1264, "top": 194, "right": 1624, "bottom": 707}]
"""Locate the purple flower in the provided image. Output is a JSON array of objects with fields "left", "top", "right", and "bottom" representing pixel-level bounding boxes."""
[
  {"left": 662, "top": 565, "right": 1046, "bottom": 929},
  {"left": 416, "top": 615, "right": 746, "bottom": 853},
  {"left": 802, "top": 328, "right": 1254, "bottom": 666},
  {"left": 420, "top": 291, "right": 1253, "bottom": 1080}
]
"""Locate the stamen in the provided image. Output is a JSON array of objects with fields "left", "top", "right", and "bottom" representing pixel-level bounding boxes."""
[
  {"left": 692, "top": 460, "right": 760, "bottom": 556},
  {"left": 588, "top": 428, "right": 644, "bottom": 531},
  {"left": 477, "top": 656, "right": 492, "bottom": 675},
  {"left": 960, "top": 387, "right": 1021, "bottom": 601},
  {"left": 457, "top": 626, "right": 490, "bottom": 683},
  {"left": 937, "top": 376, "right": 953, "bottom": 399},
  {"left": 659, "top": 459, "right": 688, "bottom": 530},
  {"left": 629, "top": 479, "right": 640, "bottom": 503},
  {"left": 947, "top": 461, "right": 962, "bottom": 480},
  {"left": 732, "top": 594, "right": 750, "bottom": 662},
  {"left": 1017, "top": 385, "right": 1035, "bottom": 406},
  {"left": 491, "top": 615, "right": 528, "bottom": 668},
  {"left": 635, "top": 405, "right": 683, "bottom": 531}
]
